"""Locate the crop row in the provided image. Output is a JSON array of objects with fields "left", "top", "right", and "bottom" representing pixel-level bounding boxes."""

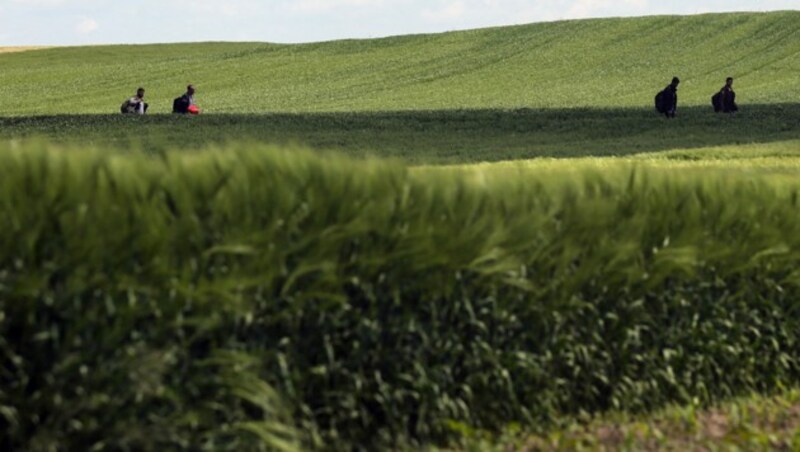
[{"left": 2, "top": 143, "right": 800, "bottom": 449}]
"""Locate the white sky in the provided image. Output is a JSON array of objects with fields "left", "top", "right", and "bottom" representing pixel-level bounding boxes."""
[{"left": 0, "top": 0, "right": 798, "bottom": 46}]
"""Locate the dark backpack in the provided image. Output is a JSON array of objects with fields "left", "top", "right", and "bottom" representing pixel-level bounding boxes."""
[
  {"left": 120, "top": 98, "right": 134, "bottom": 114},
  {"left": 172, "top": 96, "right": 190, "bottom": 114},
  {"left": 711, "top": 92, "right": 722, "bottom": 112},
  {"left": 654, "top": 90, "right": 665, "bottom": 113}
]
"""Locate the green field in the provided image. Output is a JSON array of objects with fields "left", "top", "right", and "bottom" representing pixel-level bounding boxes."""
[
  {"left": 2, "top": 10, "right": 800, "bottom": 451},
  {"left": 0, "top": 12, "right": 800, "bottom": 163},
  {"left": 1, "top": 106, "right": 800, "bottom": 163},
  {"left": 1, "top": 11, "right": 798, "bottom": 114},
  {"left": 1, "top": 11, "right": 798, "bottom": 163}
]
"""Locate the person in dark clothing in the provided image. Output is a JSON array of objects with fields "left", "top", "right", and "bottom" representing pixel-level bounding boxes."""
[
  {"left": 172, "top": 84, "right": 197, "bottom": 114},
  {"left": 713, "top": 77, "right": 738, "bottom": 114},
  {"left": 655, "top": 77, "right": 680, "bottom": 118}
]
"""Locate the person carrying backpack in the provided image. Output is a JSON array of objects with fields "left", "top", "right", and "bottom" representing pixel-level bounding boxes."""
[
  {"left": 120, "top": 87, "right": 148, "bottom": 114},
  {"left": 712, "top": 77, "right": 738, "bottom": 114},
  {"left": 173, "top": 84, "right": 200, "bottom": 114},
  {"left": 655, "top": 77, "right": 679, "bottom": 118}
]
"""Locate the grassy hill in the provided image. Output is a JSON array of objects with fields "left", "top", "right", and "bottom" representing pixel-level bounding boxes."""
[
  {"left": 3, "top": 11, "right": 800, "bottom": 450},
  {"left": 0, "top": 11, "right": 798, "bottom": 115},
  {"left": 1, "top": 11, "right": 798, "bottom": 163}
]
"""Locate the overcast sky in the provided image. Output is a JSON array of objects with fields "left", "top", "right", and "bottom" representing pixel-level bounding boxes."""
[{"left": 1, "top": 0, "right": 798, "bottom": 46}]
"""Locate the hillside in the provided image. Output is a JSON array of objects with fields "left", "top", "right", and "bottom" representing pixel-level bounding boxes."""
[
  {"left": 4, "top": 10, "right": 800, "bottom": 449},
  {"left": 0, "top": 11, "right": 798, "bottom": 115}
]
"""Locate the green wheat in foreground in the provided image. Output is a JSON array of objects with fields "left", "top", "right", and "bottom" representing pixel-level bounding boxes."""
[{"left": 2, "top": 142, "right": 800, "bottom": 449}]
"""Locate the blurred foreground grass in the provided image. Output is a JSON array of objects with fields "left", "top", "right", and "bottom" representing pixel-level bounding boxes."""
[{"left": 3, "top": 141, "right": 800, "bottom": 449}]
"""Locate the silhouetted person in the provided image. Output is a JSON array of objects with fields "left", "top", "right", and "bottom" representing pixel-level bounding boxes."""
[
  {"left": 172, "top": 84, "right": 198, "bottom": 114},
  {"left": 712, "top": 77, "right": 738, "bottom": 114},
  {"left": 655, "top": 77, "right": 679, "bottom": 118},
  {"left": 120, "top": 87, "right": 148, "bottom": 114}
]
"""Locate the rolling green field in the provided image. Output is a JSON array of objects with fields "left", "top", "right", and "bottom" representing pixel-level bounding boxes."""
[
  {"left": 0, "top": 11, "right": 798, "bottom": 164},
  {"left": 1, "top": 10, "right": 800, "bottom": 451},
  {"left": 1, "top": 11, "right": 798, "bottom": 114}
]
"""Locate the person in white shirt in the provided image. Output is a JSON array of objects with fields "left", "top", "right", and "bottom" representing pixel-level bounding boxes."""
[{"left": 120, "top": 88, "right": 148, "bottom": 114}]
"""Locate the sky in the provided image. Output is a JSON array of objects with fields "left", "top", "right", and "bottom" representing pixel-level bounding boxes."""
[{"left": 0, "top": 0, "right": 798, "bottom": 46}]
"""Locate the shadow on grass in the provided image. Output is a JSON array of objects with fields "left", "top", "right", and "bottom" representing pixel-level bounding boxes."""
[{"left": 1, "top": 104, "right": 798, "bottom": 164}]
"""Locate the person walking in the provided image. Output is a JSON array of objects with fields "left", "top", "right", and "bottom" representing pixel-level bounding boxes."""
[
  {"left": 172, "top": 84, "right": 199, "bottom": 114},
  {"left": 712, "top": 77, "right": 738, "bottom": 114},
  {"left": 655, "top": 77, "right": 680, "bottom": 118},
  {"left": 120, "top": 87, "right": 148, "bottom": 114}
]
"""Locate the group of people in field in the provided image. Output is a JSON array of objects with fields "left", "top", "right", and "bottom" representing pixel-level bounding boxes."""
[
  {"left": 655, "top": 76, "right": 738, "bottom": 118},
  {"left": 121, "top": 79, "right": 738, "bottom": 118},
  {"left": 120, "top": 84, "right": 200, "bottom": 115}
]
